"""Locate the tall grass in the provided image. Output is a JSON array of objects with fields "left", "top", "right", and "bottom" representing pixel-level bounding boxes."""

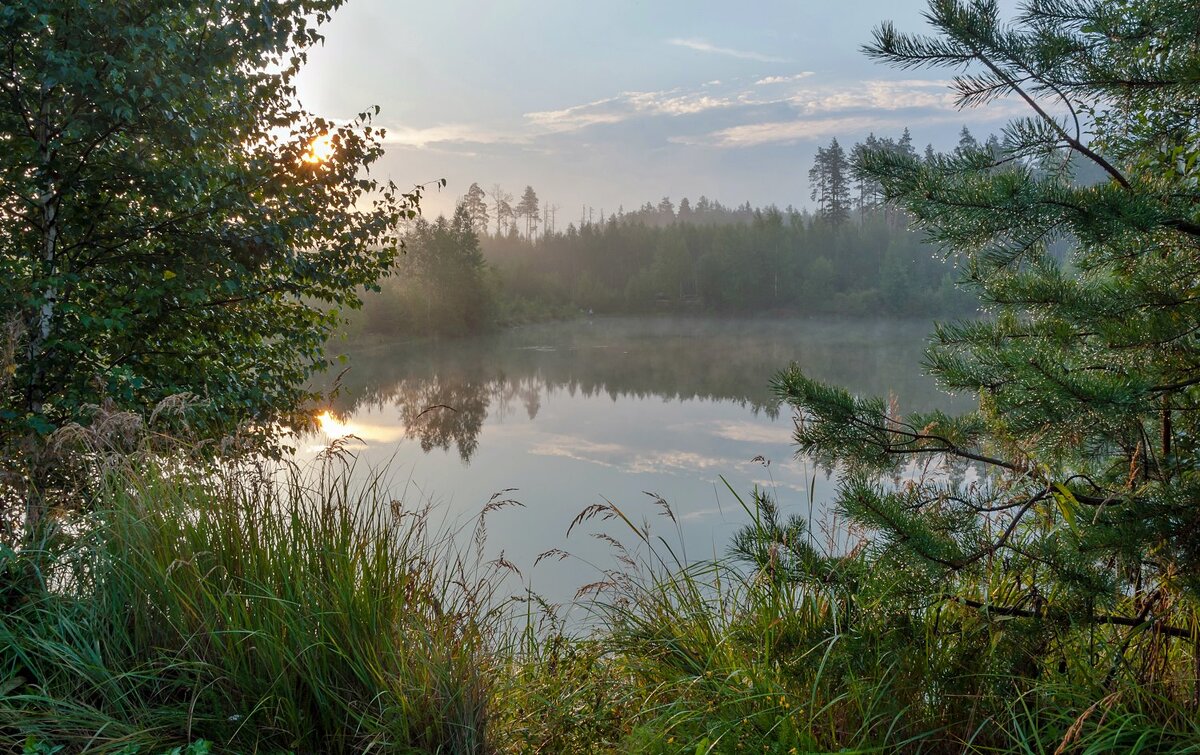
[
  {"left": 498, "top": 486, "right": 1200, "bottom": 754},
  {"left": 6, "top": 446, "right": 1200, "bottom": 752},
  {"left": 1, "top": 455, "right": 506, "bottom": 753}
]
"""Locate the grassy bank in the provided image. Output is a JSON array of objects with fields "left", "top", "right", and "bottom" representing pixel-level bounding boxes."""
[
  {"left": 1, "top": 455, "right": 502, "bottom": 753},
  {"left": 4, "top": 463, "right": 1200, "bottom": 753}
]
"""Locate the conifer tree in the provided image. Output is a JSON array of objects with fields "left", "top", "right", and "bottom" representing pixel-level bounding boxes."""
[
  {"left": 776, "top": 0, "right": 1200, "bottom": 674},
  {"left": 851, "top": 134, "right": 883, "bottom": 220},
  {"left": 808, "top": 138, "right": 852, "bottom": 225},
  {"left": 488, "top": 184, "right": 513, "bottom": 237},
  {"left": 516, "top": 185, "right": 540, "bottom": 239},
  {"left": 460, "top": 182, "right": 490, "bottom": 235}
]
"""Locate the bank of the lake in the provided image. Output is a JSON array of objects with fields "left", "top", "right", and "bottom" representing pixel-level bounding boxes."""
[
  {"left": 4, "top": 319, "right": 1191, "bottom": 755},
  {"left": 8, "top": 427, "right": 1197, "bottom": 754}
]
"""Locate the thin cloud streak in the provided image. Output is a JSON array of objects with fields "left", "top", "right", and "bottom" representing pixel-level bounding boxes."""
[
  {"left": 380, "top": 123, "right": 514, "bottom": 147},
  {"left": 521, "top": 79, "right": 984, "bottom": 141},
  {"left": 524, "top": 88, "right": 737, "bottom": 133},
  {"left": 674, "top": 115, "right": 906, "bottom": 147},
  {"left": 755, "top": 73, "right": 815, "bottom": 85},
  {"left": 524, "top": 97, "right": 630, "bottom": 133},
  {"left": 675, "top": 110, "right": 1005, "bottom": 148},
  {"left": 667, "top": 37, "right": 787, "bottom": 63},
  {"left": 789, "top": 79, "right": 958, "bottom": 115}
]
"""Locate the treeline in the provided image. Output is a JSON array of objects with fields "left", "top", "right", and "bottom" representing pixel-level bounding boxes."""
[
  {"left": 482, "top": 206, "right": 973, "bottom": 317},
  {"left": 351, "top": 206, "right": 971, "bottom": 339},
  {"left": 354, "top": 208, "right": 499, "bottom": 337},
  {"left": 355, "top": 127, "right": 1053, "bottom": 337}
]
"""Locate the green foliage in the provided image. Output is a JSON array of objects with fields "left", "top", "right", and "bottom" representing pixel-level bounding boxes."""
[
  {"left": 809, "top": 137, "right": 853, "bottom": 224},
  {"left": 9, "top": 456, "right": 1200, "bottom": 753},
  {"left": 461, "top": 182, "right": 491, "bottom": 235},
  {"left": 352, "top": 206, "right": 495, "bottom": 338},
  {"left": 494, "top": 636, "right": 638, "bottom": 753},
  {"left": 0, "top": 1, "right": 421, "bottom": 458},
  {"left": 0, "top": 453, "right": 502, "bottom": 753},
  {"left": 495, "top": 488, "right": 1200, "bottom": 753},
  {"left": 22, "top": 738, "right": 210, "bottom": 755},
  {"left": 515, "top": 185, "right": 541, "bottom": 239},
  {"left": 771, "top": 0, "right": 1200, "bottom": 708}
]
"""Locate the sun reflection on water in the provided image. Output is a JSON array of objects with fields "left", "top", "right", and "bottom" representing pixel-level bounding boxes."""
[
  {"left": 313, "top": 410, "right": 407, "bottom": 446},
  {"left": 316, "top": 410, "right": 354, "bottom": 438}
]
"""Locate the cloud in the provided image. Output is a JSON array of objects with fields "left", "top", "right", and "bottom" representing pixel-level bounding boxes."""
[
  {"left": 372, "top": 76, "right": 1020, "bottom": 154},
  {"left": 754, "top": 73, "right": 815, "bottom": 86},
  {"left": 523, "top": 77, "right": 981, "bottom": 144},
  {"left": 633, "top": 91, "right": 735, "bottom": 116},
  {"left": 667, "top": 37, "right": 787, "bottom": 63},
  {"left": 528, "top": 435, "right": 627, "bottom": 467},
  {"left": 676, "top": 115, "right": 923, "bottom": 148},
  {"left": 706, "top": 421, "right": 794, "bottom": 445},
  {"left": 526, "top": 432, "right": 733, "bottom": 477},
  {"left": 673, "top": 79, "right": 1026, "bottom": 148},
  {"left": 791, "top": 79, "right": 958, "bottom": 115},
  {"left": 670, "top": 419, "right": 794, "bottom": 445},
  {"left": 626, "top": 450, "right": 729, "bottom": 475},
  {"left": 524, "top": 97, "right": 631, "bottom": 133},
  {"left": 524, "top": 89, "right": 736, "bottom": 133},
  {"left": 679, "top": 506, "right": 724, "bottom": 522},
  {"left": 379, "top": 123, "right": 512, "bottom": 147}
]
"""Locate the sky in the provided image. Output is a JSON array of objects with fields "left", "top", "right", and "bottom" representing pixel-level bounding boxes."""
[{"left": 296, "top": 0, "right": 1024, "bottom": 221}]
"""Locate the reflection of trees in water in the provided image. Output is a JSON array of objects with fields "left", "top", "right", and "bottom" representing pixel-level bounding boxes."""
[
  {"left": 491, "top": 374, "right": 543, "bottom": 423},
  {"left": 323, "top": 318, "right": 965, "bottom": 464},
  {"left": 328, "top": 371, "right": 546, "bottom": 464},
  {"left": 397, "top": 379, "right": 489, "bottom": 463}
]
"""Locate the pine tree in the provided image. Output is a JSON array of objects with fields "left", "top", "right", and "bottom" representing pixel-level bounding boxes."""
[
  {"left": 516, "top": 185, "right": 540, "bottom": 239},
  {"left": 808, "top": 138, "right": 851, "bottom": 225},
  {"left": 403, "top": 206, "right": 490, "bottom": 335},
  {"left": 460, "top": 182, "right": 490, "bottom": 235},
  {"left": 953, "top": 124, "right": 979, "bottom": 157},
  {"left": 851, "top": 133, "right": 883, "bottom": 220},
  {"left": 779, "top": 0, "right": 1200, "bottom": 682},
  {"left": 657, "top": 196, "right": 675, "bottom": 222}
]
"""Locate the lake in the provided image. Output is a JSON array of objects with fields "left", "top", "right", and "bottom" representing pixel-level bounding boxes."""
[{"left": 306, "top": 316, "right": 968, "bottom": 616}]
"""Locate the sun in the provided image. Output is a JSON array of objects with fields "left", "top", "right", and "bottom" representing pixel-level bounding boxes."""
[{"left": 302, "top": 133, "right": 336, "bottom": 164}]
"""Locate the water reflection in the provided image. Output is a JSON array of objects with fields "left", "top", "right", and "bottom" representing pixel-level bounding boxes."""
[
  {"left": 309, "top": 316, "right": 968, "bottom": 611},
  {"left": 324, "top": 317, "right": 963, "bottom": 465}
]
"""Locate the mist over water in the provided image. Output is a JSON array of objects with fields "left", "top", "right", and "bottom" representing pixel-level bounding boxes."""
[{"left": 308, "top": 315, "right": 967, "bottom": 612}]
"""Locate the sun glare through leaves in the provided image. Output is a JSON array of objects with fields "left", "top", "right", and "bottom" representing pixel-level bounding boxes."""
[{"left": 303, "top": 133, "right": 335, "bottom": 164}]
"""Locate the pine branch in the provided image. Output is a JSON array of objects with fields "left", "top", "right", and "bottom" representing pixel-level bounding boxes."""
[{"left": 941, "top": 593, "right": 1192, "bottom": 640}]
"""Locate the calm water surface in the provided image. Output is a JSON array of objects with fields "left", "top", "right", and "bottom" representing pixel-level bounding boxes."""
[{"left": 307, "top": 316, "right": 968, "bottom": 611}]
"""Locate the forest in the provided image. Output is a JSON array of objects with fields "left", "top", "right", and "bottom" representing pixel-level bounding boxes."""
[
  {"left": 352, "top": 123, "right": 1108, "bottom": 338},
  {"left": 4, "top": 1, "right": 1200, "bottom": 753}
]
